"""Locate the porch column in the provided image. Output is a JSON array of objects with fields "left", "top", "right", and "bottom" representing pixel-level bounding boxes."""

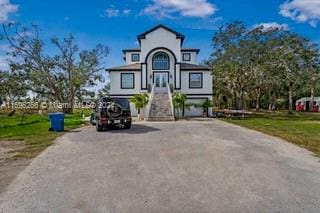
[
  {"left": 142, "top": 63, "right": 147, "bottom": 90},
  {"left": 175, "top": 63, "right": 181, "bottom": 89}
]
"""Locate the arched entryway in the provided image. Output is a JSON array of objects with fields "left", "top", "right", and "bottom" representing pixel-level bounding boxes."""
[
  {"left": 152, "top": 52, "right": 169, "bottom": 91},
  {"left": 145, "top": 47, "right": 177, "bottom": 92}
]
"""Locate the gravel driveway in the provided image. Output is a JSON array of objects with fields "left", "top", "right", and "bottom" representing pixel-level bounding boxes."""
[{"left": 1, "top": 120, "right": 320, "bottom": 213}]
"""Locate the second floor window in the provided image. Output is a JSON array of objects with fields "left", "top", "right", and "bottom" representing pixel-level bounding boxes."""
[
  {"left": 131, "top": 53, "right": 139, "bottom": 62},
  {"left": 153, "top": 52, "right": 169, "bottom": 70},
  {"left": 189, "top": 73, "right": 203, "bottom": 88},
  {"left": 183, "top": 53, "right": 191, "bottom": 61}
]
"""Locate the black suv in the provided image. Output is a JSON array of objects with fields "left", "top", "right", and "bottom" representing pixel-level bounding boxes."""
[{"left": 93, "top": 97, "right": 132, "bottom": 131}]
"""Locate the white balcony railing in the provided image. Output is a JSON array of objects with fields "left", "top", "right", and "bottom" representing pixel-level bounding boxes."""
[
  {"left": 167, "top": 84, "right": 174, "bottom": 118},
  {"left": 145, "top": 84, "right": 155, "bottom": 120}
]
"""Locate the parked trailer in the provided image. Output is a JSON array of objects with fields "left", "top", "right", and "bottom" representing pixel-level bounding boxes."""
[{"left": 296, "top": 97, "right": 320, "bottom": 112}]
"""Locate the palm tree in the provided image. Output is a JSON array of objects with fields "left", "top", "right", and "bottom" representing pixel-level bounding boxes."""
[
  {"left": 201, "top": 99, "right": 213, "bottom": 117},
  {"left": 172, "top": 93, "right": 187, "bottom": 119},
  {"left": 130, "top": 93, "right": 149, "bottom": 120}
]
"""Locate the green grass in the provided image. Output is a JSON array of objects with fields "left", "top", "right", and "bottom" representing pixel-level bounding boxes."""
[
  {"left": 222, "top": 111, "right": 320, "bottom": 156},
  {"left": 0, "top": 109, "right": 91, "bottom": 159}
]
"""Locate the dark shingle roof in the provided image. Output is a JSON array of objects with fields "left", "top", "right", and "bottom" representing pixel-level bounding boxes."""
[
  {"left": 180, "top": 63, "right": 210, "bottom": 71},
  {"left": 107, "top": 63, "right": 210, "bottom": 71},
  {"left": 107, "top": 63, "right": 142, "bottom": 71},
  {"left": 181, "top": 48, "right": 200, "bottom": 53},
  {"left": 122, "top": 48, "right": 141, "bottom": 53}
]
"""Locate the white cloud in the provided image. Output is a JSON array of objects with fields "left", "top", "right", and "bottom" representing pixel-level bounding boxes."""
[
  {"left": 0, "top": 56, "right": 9, "bottom": 70},
  {"left": 142, "top": 0, "right": 217, "bottom": 18},
  {"left": 0, "top": 0, "right": 18, "bottom": 23},
  {"left": 254, "top": 22, "right": 289, "bottom": 31},
  {"left": 104, "top": 8, "right": 131, "bottom": 17},
  {"left": 0, "top": 45, "right": 12, "bottom": 70},
  {"left": 105, "top": 8, "right": 120, "bottom": 17},
  {"left": 279, "top": 0, "right": 320, "bottom": 27},
  {"left": 123, "top": 9, "right": 131, "bottom": 15}
]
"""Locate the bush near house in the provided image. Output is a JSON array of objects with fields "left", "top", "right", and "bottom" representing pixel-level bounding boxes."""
[{"left": 130, "top": 93, "right": 149, "bottom": 120}]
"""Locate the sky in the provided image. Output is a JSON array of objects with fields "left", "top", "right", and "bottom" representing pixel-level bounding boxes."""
[{"left": 0, "top": 0, "right": 320, "bottom": 89}]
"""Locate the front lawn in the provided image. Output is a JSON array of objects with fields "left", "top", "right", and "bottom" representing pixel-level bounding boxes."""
[
  {"left": 0, "top": 110, "right": 91, "bottom": 159},
  {"left": 222, "top": 111, "right": 320, "bottom": 156}
]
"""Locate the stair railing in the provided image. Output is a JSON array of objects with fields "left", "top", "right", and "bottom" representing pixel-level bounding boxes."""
[
  {"left": 167, "top": 83, "right": 175, "bottom": 118},
  {"left": 145, "top": 83, "right": 155, "bottom": 120}
]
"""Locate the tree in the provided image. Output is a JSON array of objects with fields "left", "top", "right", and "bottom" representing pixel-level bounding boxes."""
[
  {"left": 211, "top": 22, "right": 256, "bottom": 110},
  {"left": 172, "top": 93, "right": 187, "bottom": 119},
  {"left": 0, "top": 69, "right": 27, "bottom": 106},
  {"left": 199, "top": 99, "right": 213, "bottom": 117},
  {"left": 0, "top": 23, "right": 109, "bottom": 113},
  {"left": 98, "top": 83, "right": 110, "bottom": 98},
  {"left": 302, "top": 43, "right": 320, "bottom": 111},
  {"left": 272, "top": 33, "right": 311, "bottom": 113},
  {"left": 130, "top": 93, "right": 149, "bottom": 120},
  {"left": 210, "top": 21, "right": 320, "bottom": 113}
]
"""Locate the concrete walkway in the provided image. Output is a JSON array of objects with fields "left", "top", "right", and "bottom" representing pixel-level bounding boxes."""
[{"left": 1, "top": 120, "right": 320, "bottom": 213}]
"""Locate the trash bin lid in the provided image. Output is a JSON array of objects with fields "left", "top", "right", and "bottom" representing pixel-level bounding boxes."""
[{"left": 49, "top": 112, "right": 65, "bottom": 118}]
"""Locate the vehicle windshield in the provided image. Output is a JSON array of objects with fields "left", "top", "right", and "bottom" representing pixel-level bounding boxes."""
[{"left": 113, "top": 98, "right": 130, "bottom": 110}]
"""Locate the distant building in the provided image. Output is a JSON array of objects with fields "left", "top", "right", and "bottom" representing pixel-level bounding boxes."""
[{"left": 296, "top": 97, "right": 320, "bottom": 112}]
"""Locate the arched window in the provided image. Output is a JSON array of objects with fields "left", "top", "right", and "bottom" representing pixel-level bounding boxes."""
[{"left": 152, "top": 52, "right": 169, "bottom": 70}]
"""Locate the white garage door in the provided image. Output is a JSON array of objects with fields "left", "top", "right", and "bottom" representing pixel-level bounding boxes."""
[{"left": 185, "top": 99, "right": 205, "bottom": 117}]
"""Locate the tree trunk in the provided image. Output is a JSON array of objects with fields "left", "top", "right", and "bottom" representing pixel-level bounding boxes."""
[
  {"left": 288, "top": 82, "right": 293, "bottom": 114},
  {"left": 310, "top": 87, "right": 314, "bottom": 112},
  {"left": 268, "top": 91, "right": 273, "bottom": 111},
  {"left": 235, "top": 91, "right": 243, "bottom": 110},
  {"left": 182, "top": 103, "right": 185, "bottom": 117},
  {"left": 256, "top": 88, "right": 261, "bottom": 111},
  {"left": 64, "top": 102, "right": 74, "bottom": 114},
  {"left": 272, "top": 92, "right": 276, "bottom": 111}
]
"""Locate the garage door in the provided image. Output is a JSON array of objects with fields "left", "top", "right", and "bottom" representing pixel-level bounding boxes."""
[{"left": 185, "top": 99, "right": 205, "bottom": 117}]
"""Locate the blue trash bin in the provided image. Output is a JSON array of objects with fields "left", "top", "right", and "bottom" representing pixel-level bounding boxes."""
[{"left": 49, "top": 113, "right": 65, "bottom": 132}]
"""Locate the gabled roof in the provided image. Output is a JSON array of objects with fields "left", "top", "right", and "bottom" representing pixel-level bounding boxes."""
[
  {"left": 180, "top": 63, "right": 210, "bottom": 71},
  {"left": 107, "top": 63, "right": 142, "bottom": 71},
  {"left": 137, "top": 24, "right": 185, "bottom": 45}
]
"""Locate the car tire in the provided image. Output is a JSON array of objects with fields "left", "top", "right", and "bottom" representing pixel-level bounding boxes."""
[
  {"left": 124, "top": 122, "right": 131, "bottom": 129},
  {"left": 96, "top": 123, "right": 104, "bottom": 132},
  {"left": 90, "top": 114, "right": 96, "bottom": 126}
]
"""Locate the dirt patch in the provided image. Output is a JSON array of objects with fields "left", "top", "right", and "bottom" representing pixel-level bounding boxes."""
[{"left": 0, "top": 140, "right": 31, "bottom": 194}]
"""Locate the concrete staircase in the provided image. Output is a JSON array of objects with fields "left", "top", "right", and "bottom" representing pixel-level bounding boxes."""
[{"left": 147, "top": 93, "right": 175, "bottom": 121}]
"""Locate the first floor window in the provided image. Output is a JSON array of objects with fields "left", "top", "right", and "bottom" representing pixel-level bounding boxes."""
[
  {"left": 189, "top": 73, "right": 202, "bottom": 88},
  {"left": 121, "top": 73, "right": 134, "bottom": 89}
]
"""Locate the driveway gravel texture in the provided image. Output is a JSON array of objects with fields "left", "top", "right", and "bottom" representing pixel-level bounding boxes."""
[{"left": 0, "top": 119, "right": 320, "bottom": 213}]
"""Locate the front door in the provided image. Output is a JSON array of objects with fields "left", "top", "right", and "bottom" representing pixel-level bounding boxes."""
[{"left": 154, "top": 73, "right": 168, "bottom": 91}]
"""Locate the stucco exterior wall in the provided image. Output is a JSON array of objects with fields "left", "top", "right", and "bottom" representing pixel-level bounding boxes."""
[{"left": 140, "top": 28, "right": 181, "bottom": 63}]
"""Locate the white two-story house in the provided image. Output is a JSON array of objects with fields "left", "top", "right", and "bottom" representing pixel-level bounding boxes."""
[{"left": 107, "top": 25, "right": 213, "bottom": 119}]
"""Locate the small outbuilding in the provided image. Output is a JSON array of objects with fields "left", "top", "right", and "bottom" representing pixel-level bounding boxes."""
[{"left": 296, "top": 97, "right": 320, "bottom": 112}]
